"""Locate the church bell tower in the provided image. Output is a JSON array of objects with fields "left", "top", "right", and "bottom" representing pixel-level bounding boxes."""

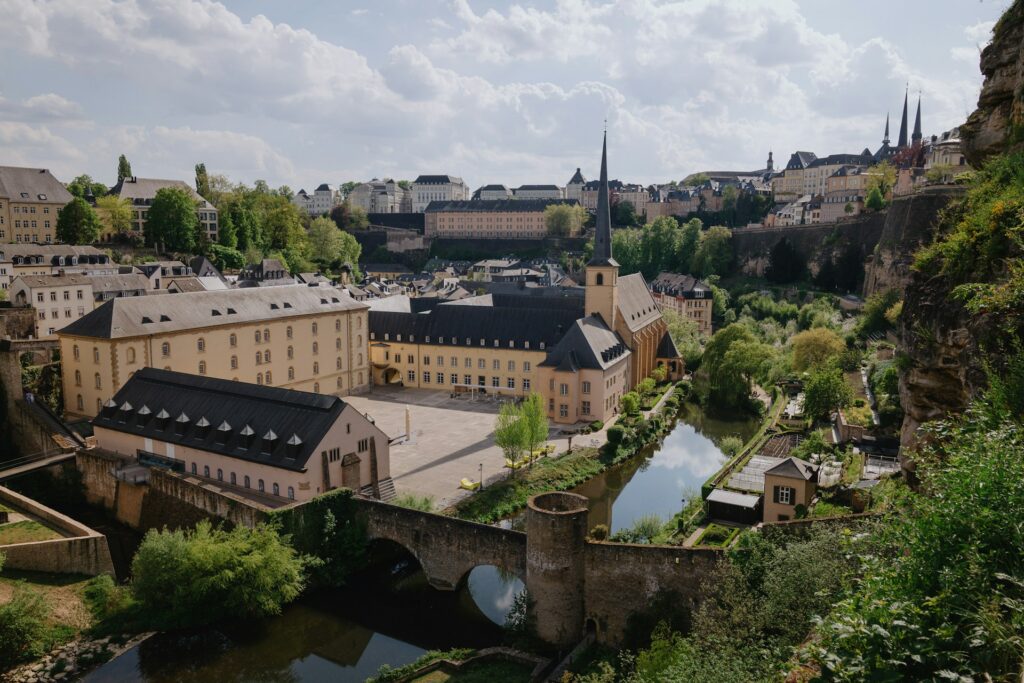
[{"left": 585, "top": 131, "right": 619, "bottom": 330}]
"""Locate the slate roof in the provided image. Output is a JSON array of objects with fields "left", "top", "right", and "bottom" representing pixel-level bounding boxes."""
[
  {"left": 424, "top": 199, "right": 578, "bottom": 213},
  {"left": 168, "top": 277, "right": 206, "bottom": 293},
  {"left": 363, "top": 263, "right": 413, "bottom": 274},
  {"left": 0, "top": 167, "right": 73, "bottom": 206},
  {"left": 108, "top": 177, "right": 214, "bottom": 208},
  {"left": 13, "top": 274, "right": 93, "bottom": 289},
  {"left": 567, "top": 168, "right": 586, "bottom": 184},
  {"left": 414, "top": 175, "right": 464, "bottom": 184},
  {"left": 785, "top": 151, "right": 818, "bottom": 170},
  {"left": 656, "top": 330, "right": 680, "bottom": 359},
  {"left": 92, "top": 368, "right": 349, "bottom": 472},
  {"left": 315, "top": 183, "right": 335, "bottom": 192},
  {"left": 616, "top": 273, "right": 661, "bottom": 332},
  {"left": 89, "top": 273, "right": 150, "bottom": 293},
  {"left": 478, "top": 184, "right": 510, "bottom": 191},
  {"left": 706, "top": 488, "right": 760, "bottom": 509},
  {"left": 765, "top": 456, "right": 819, "bottom": 481},
  {"left": 0, "top": 245, "right": 107, "bottom": 264},
  {"left": 515, "top": 184, "right": 561, "bottom": 191},
  {"left": 650, "top": 272, "right": 711, "bottom": 298},
  {"left": 807, "top": 153, "right": 873, "bottom": 168},
  {"left": 60, "top": 286, "right": 367, "bottom": 339},
  {"left": 539, "top": 316, "right": 630, "bottom": 371}
]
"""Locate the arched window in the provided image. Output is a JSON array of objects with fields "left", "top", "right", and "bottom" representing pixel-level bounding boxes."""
[
  {"left": 73, "top": 345, "right": 79, "bottom": 360},
  {"left": 265, "top": 370, "right": 272, "bottom": 385},
  {"left": 256, "top": 373, "right": 263, "bottom": 385},
  {"left": 203, "top": 465, "right": 210, "bottom": 478},
  {"left": 287, "top": 486, "right": 295, "bottom": 500},
  {"left": 286, "top": 326, "right": 293, "bottom": 339},
  {"left": 76, "top": 394, "right": 83, "bottom": 410},
  {"left": 96, "top": 398, "right": 101, "bottom": 413},
  {"left": 357, "top": 335, "right": 362, "bottom": 346},
  {"left": 336, "top": 357, "right": 342, "bottom": 370},
  {"left": 191, "top": 463, "right": 198, "bottom": 475},
  {"left": 287, "top": 346, "right": 294, "bottom": 359},
  {"left": 358, "top": 372, "right": 363, "bottom": 385},
  {"left": 336, "top": 338, "right": 341, "bottom": 350},
  {"left": 244, "top": 475, "right": 251, "bottom": 488},
  {"left": 263, "top": 350, "right": 270, "bottom": 363},
  {"left": 229, "top": 333, "right": 237, "bottom": 347},
  {"left": 198, "top": 361, "right": 207, "bottom": 375},
  {"left": 272, "top": 483, "right": 280, "bottom": 496},
  {"left": 127, "top": 348, "right": 136, "bottom": 364},
  {"left": 93, "top": 347, "right": 100, "bottom": 363},
  {"left": 217, "top": 469, "right": 223, "bottom": 481},
  {"left": 230, "top": 472, "right": 237, "bottom": 485},
  {"left": 74, "top": 369, "right": 81, "bottom": 386},
  {"left": 312, "top": 322, "right": 318, "bottom": 335},
  {"left": 231, "top": 355, "right": 238, "bottom": 369},
  {"left": 313, "top": 382, "right": 320, "bottom": 393},
  {"left": 94, "top": 373, "right": 101, "bottom": 389},
  {"left": 313, "top": 361, "right": 319, "bottom": 374},
  {"left": 263, "top": 328, "right": 270, "bottom": 342},
  {"left": 258, "top": 479, "right": 265, "bottom": 492},
  {"left": 161, "top": 342, "right": 170, "bottom": 357},
  {"left": 312, "top": 342, "right": 318, "bottom": 355},
  {"left": 596, "top": 273, "right": 604, "bottom": 285},
  {"left": 255, "top": 352, "right": 262, "bottom": 365},
  {"left": 336, "top": 377, "right": 342, "bottom": 389},
  {"left": 357, "top": 353, "right": 363, "bottom": 365},
  {"left": 254, "top": 330, "right": 261, "bottom": 343},
  {"left": 335, "top": 319, "right": 341, "bottom": 332},
  {"left": 197, "top": 338, "right": 205, "bottom": 352}
]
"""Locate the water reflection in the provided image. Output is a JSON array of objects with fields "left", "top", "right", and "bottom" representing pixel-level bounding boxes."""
[{"left": 465, "top": 565, "right": 525, "bottom": 625}]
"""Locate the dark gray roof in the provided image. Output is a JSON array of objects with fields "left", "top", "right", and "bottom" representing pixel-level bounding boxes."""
[
  {"left": 650, "top": 272, "right": 711, "bottom": 298},
  {"left": 807, "top": 153, "right": 873, "bottom": 168},
  {"left": 92, "top": 368, "right": 349, "bottom": 472},
  {"left": 766, "top": 456, "right": 819, "bottom": 481},
  {"left": 363, "top": 263, "right": 413, "bottom": 274},
  {"left": 424, "top": 199, "right": 578, "bottom": 213},
  {"left": 568, "top": 168, "right": 586, "bottom": 184},
  {"left": 0, "top": 166, "right": 74, "bottom": 206},
  {"left": 785, "top": 151, "right": 818, "bottom": 170},
  {"left": 89, "top": 273, "right": 150, "bottom": 293},
  {"left": 315, "top": 183, "right": 334, "bottom": 192},
  {"left": 108, "top": 176, "right": 214, "bottom": 208},
  {"left": 414, "top": 175, "right": 463, "bottom": 184},
  {"left": 657, "top": 330, "right": 680, "bottom": 359},
  {"left": 616, "top": 273, "right": 660, "bottom": 332},
  {"left": 478, "top": 184, "right": 510, "bottom": 191},
  {"left": 514, "top": 184, "right": 560, "bottom": 191},
  {"left": 539, "top": 316, "right": 629, "bottom": 371}
]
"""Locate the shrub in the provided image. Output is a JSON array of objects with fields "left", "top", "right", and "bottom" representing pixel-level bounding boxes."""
[
  {"left": 392, "top": 494, "right": 434, "bottom": 512},
  {"left": 606, "top": 425, "right": 625, "bottom": 445},
  {"left": 589, "top": 524, "right": 609, "bottom": 541},
  {"left": 589, "top": 420, "right": 604, "bottom": 432},
  {"left": 131, "top": 520, "right": 306, "bottom": 629},
  {"left": 719, "top": 435, "right": 744, "bottom": 458},
  {"left": 0, "top": 585, "right": 49, "bottom": 668},
  {"left": 620, "top": 391, "right": 641, "bottom": 416}
]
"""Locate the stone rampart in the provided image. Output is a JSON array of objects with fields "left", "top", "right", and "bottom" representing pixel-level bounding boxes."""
[{"left": 142, "top": 469, "right": 271, "bottom": 531}]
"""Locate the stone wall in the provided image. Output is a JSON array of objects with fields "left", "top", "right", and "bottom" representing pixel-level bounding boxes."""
[
  {"left": 0, "top": 485, "right": 114, "bottom": 576},
  {"left": 730, "top": 213, "right": 887, "bottom": 279},
  {"left": 583, "top": 541, "right": 719, "bottom": 644},
  {"left": 0, "top": 306, "right": 37, "bottom": 340},
  {"left": 76, "top": 450, "right": 122, "bottom": 509},
  {"left": 141, "top": 469, "right": 271, "bottom": 531}
]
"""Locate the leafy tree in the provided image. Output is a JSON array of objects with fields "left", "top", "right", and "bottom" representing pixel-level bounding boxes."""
[
  {"left": 145, "top": 186, "right": 198, "bottom": 252},
  {"left": 494, "top": 402, "right": 526, "bottom": 475},
  {"left": 131, "top": 520, "right": 305, "bottom": 629},
  {"left": 341, "top": 181, "right": 360, "bottom": 196},
  {"left": 639, "top": 216, "right": 680, "bottom": 278},
  {"left": 620, "top": 391, "right": 641, "bottom": 416},
  {"left": 691, "top": 226, "right": 733, "bottom": 278},
  {"left": 843, "top": 201, "right": 855, "bottom": 215},
  {"left": 765, "top": 236, "right": 805, "bottom": 283},
  {"left": 263, "top": 202, "right": 305, "bottom": 251},
  {"left": 520, "top": 393, "right": 548, "bottom": 456},
  {"left": 117, "top": 154, "right": 132, "bottom": 183},
  {"left": 276, "top": 185, "right": 294, "bottom": 201},
  {"left": 682, "top": 172, "right": 709, "bottom": 185},
  {"left": 307, "top": 216, "right": 344, "bottom": 267},
  {"left": 194, "top": 162, "right": 211, "bottom": 199},
  {"left": 544, "top": 203, "right": 587, "bottom": 237},
  {"left": 857, "top": 288, "right": 900, "bottom": 337},
  {"left": 865, "top": 161, "right": 896, "bottom": 199},
  {"left": 330, "top": 202, "right": 369, "bottom": 231},
  {"left": 700, "top": 323, "right": 774, "bottom": 410},
  {"left": 207, "top": 244, "right": 244, "bottom": 270},
  {"left": 610, "top": 228, "right": 643, "bottom": 275},
  {"left": 66, "top": 174, "right": 107, "bottom": 199},
  {"left": 663, "top": 309, "right": 703, "bottom": 370},
  {"left": 254, "top": 179, "right": 271, "bottom": 195},
  {"left": 719, "top": 435, "right": 743, "bottom": 457},
  {"left": 612, "top": 200, "right": 638, "bottom": 227},
  {"left": 217, "top": 210, "right": 238, "bottom": 248},
  {"left": 55, "top": 197, "right": 101, "bottom": 244},
  {"left": 865, "top": 186, "right": 886, "bottom": 211},
  {"left": 676, "top": 217, "right": 701, "bottom": 268},
  {"left": 802, "top": 366, "right": 852, "bottom": 420},
  {"left": 397, "top": 180, "right": 411, "bottom": 191},
  {"left": 95, "top": 195, "right": 132, "bottom": 237},
  {"left": 791, "top": 327, "right": 845, "bottom": 372}
]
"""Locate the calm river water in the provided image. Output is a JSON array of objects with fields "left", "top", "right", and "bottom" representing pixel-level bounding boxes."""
[{"left": 81, "top": 401, "right": 755, "bottom": 681}]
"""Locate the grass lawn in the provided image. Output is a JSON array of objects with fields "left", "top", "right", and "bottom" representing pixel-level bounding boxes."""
[
  {"left": 694, "top": 522, "right": 740, "bottom": 548},
  {"left": 844, "top": 402, "right": 874, "bottom": 428},
  {"left": 0, "top": 569, "right": 95, "bottom": 664},
  {"left": 0, "top": 520, "right": 63, "bottom": 545}
]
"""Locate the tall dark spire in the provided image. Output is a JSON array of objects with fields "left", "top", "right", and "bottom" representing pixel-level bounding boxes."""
[
  {"left": 588, "top": 131, "right": 617, "bottom": 267},
  {"left": 897, "top": 87, "right": 909, "bottom": 148},
  {"left": 766, "top": 150, "right": 774, "bottom": 172},
  {"left": 882, "top": 112, "right": 890, "bottom": 145},
  {"left": 912, "top": 94, "right": 922, "bottom": 143}
]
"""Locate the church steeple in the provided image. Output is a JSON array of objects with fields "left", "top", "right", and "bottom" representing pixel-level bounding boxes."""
[
  {"left": 589, "top": 131, "right": 616, "bottom": 267},
  {"left": 882, "top": 113, "right": 890, "bottom": 145},
  {"left": 585, "top": 130, "right": 618, "bottom": 329},
  {"left": 897, "top": 87, "right": 909, "bottom": 148},
  {"left": 766, "top": 150, "right": 774, "bottom": 172},
  {"left": 912, "top": 94, "right": 922, "bottom": 144}
]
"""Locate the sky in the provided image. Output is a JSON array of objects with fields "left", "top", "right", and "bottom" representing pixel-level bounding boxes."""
[{"left": 0, "top": 0, "right": 1010, "bottom": 191}]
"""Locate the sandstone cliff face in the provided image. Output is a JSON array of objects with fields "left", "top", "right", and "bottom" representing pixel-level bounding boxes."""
[
  {"left": 862, "top": 187, "right": 961, "bottom": 298},
  {"left": 960, "top": 0, "right": 1024, "bottom": 166}
]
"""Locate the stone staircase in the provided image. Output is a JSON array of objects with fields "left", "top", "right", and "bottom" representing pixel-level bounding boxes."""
[{"left": 361, "top": 477, "right": 397, "bottom": 502}]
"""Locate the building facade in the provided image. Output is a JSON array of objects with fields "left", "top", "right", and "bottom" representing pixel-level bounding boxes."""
[
  {"left": 565, "top": 168, "right": 587, "bottom": 202},
  {"left": 820, "top": 166, "right": 868, "bottom": 223},
  {"left": 411, "top": 175, "right": 470, "bottom": 212},
  {"left": 347, "top": 179, "right": 412, "bottom": 214},
  {"left": 513, "top": 185, "right": 564, "bottom": 200},
  {"left": 11, "top": 274, "right": 94, "bottom": 339},
  {"left": 92, "top": 368, "right": 390, "bottom": 503},
  {"left": 0, "top": 166, "right": 74, "bottom": 245},
  {"left": 58, "top": 287, "right": 370, "bottom": 420},
  {"left": 107, "top": 177, "right": 219, "bottom": 243},
  {"left": 0, "top": 245, "right": 111, "bottom": 292},
  {"left": 292, "top": 184, "right": 341, "bottom": 216},
  {"left": 649, "top": 272, "right": 714, "bottom": 336},
  {"left": 763, "top": 457, "right": 819, "bottom": 522},
  {"left": 424, "top": 199, "right": 582, "bottom": 240},
  {"left": 474, "top": 184, "right": 513, "bottom": 201}
]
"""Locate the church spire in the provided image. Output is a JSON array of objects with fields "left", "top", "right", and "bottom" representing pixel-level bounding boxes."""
[
  {"left": 912, "top": 94, "right": 922, "bottom": 143},
  {"left": 882, "top": 112, "right": 890, "bottom": 145},
  {"left": 897, "top": 87, "right": 909, "bottom": 148},
  {"left": 588, "top": 130, "right": 617, "bottom": 267}
]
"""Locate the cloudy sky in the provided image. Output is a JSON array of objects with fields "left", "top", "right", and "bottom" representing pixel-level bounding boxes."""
[{"left": 0, "top": 0, "right": 1008, "bottom": 191}]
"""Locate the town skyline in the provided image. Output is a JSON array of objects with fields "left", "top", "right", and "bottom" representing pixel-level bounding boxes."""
[{"left": 0, "top": 0, "right": 1008, "bottom": 188}]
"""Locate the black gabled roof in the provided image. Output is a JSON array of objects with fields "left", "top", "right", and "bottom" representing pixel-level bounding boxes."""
[
  {"left": 92, "top": 368, "right": 351, "bottom": 472},
  {"left": 807, "top": 152, "right": 874, "bottom": 168},
  {"left": 370, "top": 303, "right": 578, "bottom": 349},
  {"left": 539, "top": 316, "right": 630, "bottom": 371},
  {"left": 62, "top": 299, "right": 116, "bottom": 338},
  {"left": 414, "top": 175, "right": 463, "bottom": 184},
  {"left": 657, "top": 330, "right": 680, "bottom": 359},
  {"left": 424, "top": 199, "right": 578, "bottom": 213},
  {"left": 568, "top": 167, "right": 586, "bottom": 184}
]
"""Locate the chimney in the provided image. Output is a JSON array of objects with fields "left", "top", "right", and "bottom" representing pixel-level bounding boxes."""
[
  {"left": 136, "top": 404, "right": 152, "bottom": 427},
  {"left": 195, "top": 416, "right": 210, "bottom": 439},
  {"left": 285, "top": 433, "right": 302, "bottom": 459},
  {"left": 175, "top": 412, "right": 190, "bottom": 435},
  {"left": 155, "top": 409, "right": 170, "bottom": 430},
  {"left": 216, "top": 420, "right": 232, "bottom": 444},
  {"left": 239, "top": 424, "right": 255, "bottom": 448}
]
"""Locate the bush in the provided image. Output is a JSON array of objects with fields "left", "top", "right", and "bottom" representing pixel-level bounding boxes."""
[
  {"left": 606, "top": 425, "right": 625, "bottom": 445},
  {"left": 719, "top": 435, "right": 744, "bottom": 458},
  {"left": 620, "top": 391, "right": 641, "bottom": 416},
  {"left": 589, "top": 420, "right": 604, "bottom": 432},
  {"left": 131, "top": 520, "right": 306, "bottom": 629},
  {"left": 392, "top": 494, "right": 434, "bottom": 512},
  {"left": 589, "top": 524, "right": 609, "bottom": 541},
  {"left": 0, "top": 585, "right": 49, "bottom": 669}
]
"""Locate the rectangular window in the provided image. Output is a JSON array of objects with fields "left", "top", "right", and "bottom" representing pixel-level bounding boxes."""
[
  {"left": 478, "top": 359, "right": 485, "bottom": 369},
  {"left": 775, "top": 486, "right": 794, "bottom": 505},
  {"left": 408, "top": 354, "right": 414, "bottom": 364},
  {"left": 560, "top": 383, "right": 568, "bottom": 396},
  {"left": 491, "top": 376, "right": 499, "bottom": 387},
  {"left": 464, "top": 374, "right": 472, "bottom": 385},
  {"left": 423, "top": 356, "right": 430, "bottom": 366},
  {"left": 451, "top": 373, "right": 458, "bottom": 385},
  {"left": 582, "top": 381, "right": 591, "bottom": 394},
  {"left": 464, "top": 357, "right": 472, "bottom": 368},
  {"left": 523, "top": 361, "right": 531, "bottom": 372},
  {"left": 507, "top": 360, "right": 515, "bottom": 371},
  {"left": 492, "top": 359, "right": 500, "bottom": 370},
  {"left": 582, "top": 401, "right": 591, "bottom": 415},
  {"left": 357, "top": 438, "right": 369, "bottom": 452},
  {"left": 559, "top": 404, "right": 568, "bottom": 418},
  {"left": 423, "top": 371, "right": 430, "bottom": 383},
  {"left": 507, "top": 377, "right": 515, "bottom": 389},
  {"left": 408, "top": 370, "right": 416, "bottom": 382},
  {"left": 436, "top": 372, "right": 444, "bottom": 384},
  {"left": 523, "top": 378, "right": 531, "bottom": 391}
]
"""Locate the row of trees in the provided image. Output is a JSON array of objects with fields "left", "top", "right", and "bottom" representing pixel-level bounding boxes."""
[
  {"left": 493, "top": 394, "right": 549, "bottom": 475},
  {"left": 604, "top": 217, "right": 734, "bottom": 280}
]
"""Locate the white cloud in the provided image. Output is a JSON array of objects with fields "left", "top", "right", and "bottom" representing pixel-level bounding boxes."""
[
  {"left": 0, "top": 92, "right": 83, "bottom": 122},
  {"left": 964, "top": 19, "right": 995, "bottom": 44}
]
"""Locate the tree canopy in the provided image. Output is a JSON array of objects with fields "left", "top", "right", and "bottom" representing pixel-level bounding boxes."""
[
  {"left": 307, "top": 216, "right": 361, "bottom": 271},
  {"left": 691, "top": 226, "right": 733, "bottom": 278},
  {"left": 66, "top": 174, "right": 107, "bottom": 199},
  {"left": 55, "top": 197, "right": 101, "bottom": 244},
  {"left": 95, "top": 195, "right": 133, "bottom": 237},
  {"left": 790, "top": 328, "right": 845, "bottom": 372},
  {"left": 544, "top": 203, "right": 587, "bottom": 236},
  {"left": 765, "top": 236, "right": 805, "bottom": 283},
  {"left": 145, "top": 186, "right": 198, "bottom": 252},
  {"left": 117, "top": 154, "right": 132, "bottom": 183},
  {"left": 802, "top": 366, "right": 853, "bottom": 419}
]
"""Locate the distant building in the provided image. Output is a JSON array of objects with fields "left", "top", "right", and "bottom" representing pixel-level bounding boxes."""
[
  {"left": 923, "top": 127, "right": 970, "bottom": 182},
  {"left": 580, "top": 180, "right": 650, "bottom": 218},
  {"left": 474, "top": 184, "right": 513, "bottom": 201},
  {"left": 238, "top": 258, "right": 295, "bottom": 288},
  {"left": 565, "top": 168, "right": 587, "bottom": 202},
  {"left": 92, "top": 368, "right": 391, "bottom": 502},
  {"left": 136, "top": 261, "right": 193, "bottom": 291},
  {"left": 513, "top": 185, "right": 564, "bottom": 200},
  {"left": 10, "top": 274, "right": 94, "bottom": 339},
  {"left": 649, "top": 272, "right": 714, "bottom": 336},
  {"left": 292, "top": 184, "right": 341, "bottom": 216},
  {"left": 411, "top": 175, "right": 470, "bottom": 212},
  {"left": 347, "top": 179, "right": 411, "bottom": 214},
  {"left": 820, "top": 166, "right": 868, "bottom": 223},
  {"left": 424, "top": 199, "right": 582, "bottom": 240},
  {"left": 801, "top": 153, "right": 874, "bottom": 197},
  {"left": 107, "top": 177, "right": 219, "bottom": 243},
  {"left": 771, "top": 152, "right": 818, "bottom": 203},
  {"left": 0, "top": 166, "right": 74, "bottom": 245},
  {"left": 0, "top": 245, "right": 110, "bottom": 292},
  {"left": 362, "top": 263, "right": 413, "bottom": 281}
]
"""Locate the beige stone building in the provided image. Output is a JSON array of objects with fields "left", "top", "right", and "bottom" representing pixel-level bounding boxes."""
[
  {"left": 770, "top": 151, "right": 817, "bottom": 203},
  {"left": 0, "top": 166, "right": 74, "bottom": 245},
  {"left": 820, "top": 166, "right": 868, "bottom": 223},
  {"left": 58, "top": 286, "right": 370, "bottom": 420},
  {"left": 424, "top": 199, "right": 582, "bottom": 240},
  {"left": 762, "top": 457, "right": 818, "bottom": 522},
  {"left": 92, "top": 368, "right": 391, "bottom": 502},
  {"left": 412, "top": 175, "right": 470, "bottom": 212},
  {"left": 11, "top": 274, "right": 94, "bottom": 339},
  {"left": 0, "top": 245, "right": 111, "bottom": 292},
  {"left": 649, "top": 272, "right": 713, "bottom": 336},
  {"left": 581, "top": 180, "right": 650, "bottom": 217},
  {"left": 107, "top": 177, "right": 218, "bottom": 243}
]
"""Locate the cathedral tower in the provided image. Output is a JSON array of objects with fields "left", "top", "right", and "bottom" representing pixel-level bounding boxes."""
[{"left": 585, "top": 131, "right": 618, "bottom": 330}]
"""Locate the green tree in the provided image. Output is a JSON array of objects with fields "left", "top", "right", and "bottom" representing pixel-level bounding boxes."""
[
  {"left": 857, "top": 288, "right": 900, "bottom": 337},
  {"left": 208, "top": 244, "right": 244, "bottom": 270},
  {"left": 682, "top": 172, "right": 709, "bottom": 185},
  {"left": 66, "top": 174, "right": 107, "bottom": 199},
  {"left": 330, "top": 201, "right": 369, "bottom": 231},
  {"left": 865, "top": 160, "right": 896, "bottom": 199},
  {"left": 341, "top": 181, "right": 360, "bottom": 196},
  {"left": 765, "top": 236, "right": 805, "bottom": 283},
  {"left": 791, "top": 327, "right": 845, "bottom": 372},
  {"left": 217, "top": 210, "right": 238, "bottom": 248},
  {"left": 639, "top": 216, "right": 680, "bottom": 278},
  {"left": 520, "top": 393, "right": 548, "bottom": 457},
  {"left": 276, "top": 185, "right": 294, "bottom": 201},
  {"left": 802, "top": 366, "right": 852, "bottom": 420},
  {"left": 397, "top": 180, "right": 411, "bottom": 191},
  {"left": 95, "top": 195, "right": 132, "bottom": 237},
  {"left": 676, "top": 217, "right": 702, "bottom": 268},
  {"left": 700, "top": 323, "right": 774, "bottom": 410},
  {"left": 620, "top": 391, "right": 641, "bottom": 416},
  {"left": 146, "top": 186, "right": 198, "bottom": 252},
  {"left": 663, "top": 309, "right": 703, "bottom": 370},
  {"left": 55, "top": 197, "right": 101, "bottom": 244},
  {"left": 865, "top": 186, "right": 886, "bottom": 211},
  {"left": 544, "top": 203, "right": 587, "bottom": 236},
  {"left": 307, "top": 216, "right": 344, "bottom": 267},
  {"left": 610, "top": 228, "right": 643, "bottom": 275},
  {"left": 691, "top": 226, "right": 733, "bottom": 278},
  {"left": 0, "top": 582, "right": 48, "bottom": 669},
  {"left": 117, "top": 154, "right": 132, "bottom": 183},
  {"left": 263, "top": 202, "right": 305, "bottom": 251},
  {"left": 612, "top": 200, "right": 638, "bottom": 227},
  {"left": 195, "top": 162, "right": 211, "bottom": 199},
  {"left": 131, "top": 520, "right": 305, "bottom": 629},
  {"left": 494, "top": 402, "right": 526, "bottom": 475}
]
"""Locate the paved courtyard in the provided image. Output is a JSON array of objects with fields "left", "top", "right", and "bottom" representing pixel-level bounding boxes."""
[{"left": 345, "top": 387, "right": 595, "bottom": 508}]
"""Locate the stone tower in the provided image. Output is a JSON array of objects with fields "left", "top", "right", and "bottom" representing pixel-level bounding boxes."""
[
  {"left": 897, "top": 87, "right": 909, "bottom": 148},
  {"left": 766, "top": 150, "right": 774, "bottom": 172},
  {"left": 584, "top": 132, "right": 619, "bottom": 329}
]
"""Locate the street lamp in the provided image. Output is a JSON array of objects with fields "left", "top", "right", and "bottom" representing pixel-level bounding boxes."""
[{"left": 479, "top": 463, "right": 484, "bottom": 490}]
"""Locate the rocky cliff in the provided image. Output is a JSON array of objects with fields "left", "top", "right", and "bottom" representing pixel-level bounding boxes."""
[{"left": 960, "top": 0, "right": 1024, "bottom": 166}]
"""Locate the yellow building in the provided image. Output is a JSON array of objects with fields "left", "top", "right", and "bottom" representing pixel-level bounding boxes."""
[
  {"left": 0, "top": 166, "right": 74, "bottom": 244},
  {"left": 649, "top": 272, "right": 714, "bottom": 336},
  {"left": 58, "top": 286, "right": 370, "bottom": 420},
  {"left": 762, "top": 457, "right": 819, "bottom": 522},
  {"left": 424, "top": 199, "right": 582, "bottom": 240}
]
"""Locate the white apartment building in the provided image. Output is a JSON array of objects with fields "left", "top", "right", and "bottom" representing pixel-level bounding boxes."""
[
  {"left": 348, "top": 179, "right": 412, "bottom": 214},
  {"left": 513, "top": 185, "right": 564, "bottom": 200},
  {"left": 292, "top": 184, "right": 341, "bottom": 216},
  {"left": 474, "top": 185, "right": 513, "bottom": 201},
  {"left": 412, "top": 175, "right": 470, "bottom": 212}
]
